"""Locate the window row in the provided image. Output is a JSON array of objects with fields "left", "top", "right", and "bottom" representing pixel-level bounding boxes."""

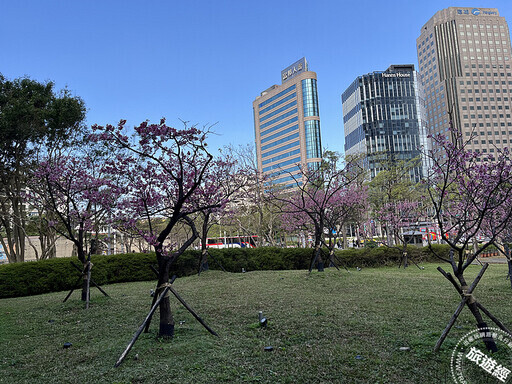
[
  {"left": 260, "top": 108, "right": 298, "bottom": 130},
  {"left": 262, "top": 153, "right": 300, "bottom": 170},
  {"left": 258, "top": 84, "right": 296, "bottom": 109},
  {"left": 261, "top": 132, "right": 299, "bottom": 151},
  {"left": 262, "top": 139, "right": 300, "bottom": 159},
  {"left": 261, "top": 122, "right": 298, "bottom": 144},
  {"left": 259, "top": 92, "right": 296, "bottom": 116}
]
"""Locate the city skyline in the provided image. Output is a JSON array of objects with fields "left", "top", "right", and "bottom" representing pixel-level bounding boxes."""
[{"left": 2, "top": 1, "right": 512, "bottom": 155}]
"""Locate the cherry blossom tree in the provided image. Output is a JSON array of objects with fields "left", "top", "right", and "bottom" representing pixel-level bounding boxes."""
[
  {"left": 193, "top": 154, "right": 248, "bottom": 274},
  {"left": 282, "top": 183, "right": 367, "bottom": 267},
  {"left": 226, "top": 144, "right": 283, "bottom": 246},
  {"left": 272, "top": 152, "right": 364, "bottom": 272},
  {"left": 368, "top": 157, "right": 424, "bottom": 246},
  {"left": 27, "top": 140, "right": 115, "bottom": 302},
  {"left": 322, "top": 185, "right": 367, "bottom": 264},
  {"left": 376, "top": 200, "right": 425, "bottom": 268},
  {"left": 425, "top": 127, "right": 512, "bottom": 351},
  {"left": 91, "top": 119, "right": 229, "bottom": 338}
]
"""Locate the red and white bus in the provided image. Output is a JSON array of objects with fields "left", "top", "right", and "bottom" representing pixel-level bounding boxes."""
[{"left": 204, "top": 235, "right": 257, "bottom": 249}]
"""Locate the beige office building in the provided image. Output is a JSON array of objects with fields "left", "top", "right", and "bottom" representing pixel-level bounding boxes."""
[
  {"left": 253, "top": 58, "right": 322, "bottom": 187},
  {"left": 417, "top": 7, "right": 512, "bottom": 156}
]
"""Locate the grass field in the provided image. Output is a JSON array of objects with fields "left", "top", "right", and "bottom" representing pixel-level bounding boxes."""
[{"left": 1, "top": 263, "right": 511, "bottom": 383}]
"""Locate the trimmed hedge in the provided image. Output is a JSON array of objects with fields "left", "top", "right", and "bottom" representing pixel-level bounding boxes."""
[
  {"left": 0, "top": 253, "right": 157, "bottom": 299},
  {"left": 0, "top": 244, "right": 451, "bottom": 299}
]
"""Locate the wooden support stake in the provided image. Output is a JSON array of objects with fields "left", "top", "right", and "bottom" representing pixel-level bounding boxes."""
[
  {"left": 434, "top": 263, "right": 489, "bottom": 352},
  {"left": 208, "top": 251, "right": 227, "bottom": 273},
  {"left": 70, "top": 261, "right": 109, "bottom": 297},
  {"left": 114, "top": 285, "right": 172, "bottom": 368},
  {"left": 89, "top": 279, "right": 109, "bottom": 297},
  {"left": 167, "top": 285, "right": 219, "bottom": 337},
  {"left": 332, "top": 253, "right": 350, "bottom": 273},
  {"left": 476, "top": 302, "right": 512, "bottom": 337},
  {"left": 439, "top": 266, "right": 512, "bottom": 337},
  {"left": 63, "top": 274, "right": 82, "bottom": 302},
  {"left": 144, "top": 275, "right": 177, "bottom": 333},
  {"left": 328, "top": 254, "right": 341, "bottom": 271}
]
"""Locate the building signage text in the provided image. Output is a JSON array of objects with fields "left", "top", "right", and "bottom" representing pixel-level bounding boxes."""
[
  {"left": 457, "top": 8, "right": 498, "bottom": 16},
  {"left": 382, "top": 72, "right": 411, "bottom": 78},
  {"left": 281, "top": 58, "right": 307, "bottom": 83}
]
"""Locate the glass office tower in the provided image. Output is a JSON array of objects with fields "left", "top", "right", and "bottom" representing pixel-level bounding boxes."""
[
  {"left": 253, "top": 58, "right": 322, "bottom": 187},
  {"left": 342, "top": 65, "right": 429, "bottom": 181},
  {"left": 417, "top": 7, "right": 512, "bottom": 157}
]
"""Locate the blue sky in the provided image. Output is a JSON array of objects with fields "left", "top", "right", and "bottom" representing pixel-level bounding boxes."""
[{"left": 2, "top": 0, "right": 512, "bottom": 155}]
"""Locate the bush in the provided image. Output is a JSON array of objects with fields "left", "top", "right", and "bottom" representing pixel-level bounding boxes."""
[{"left": 0, "top": 244, "right": 452, "bottom": 299}]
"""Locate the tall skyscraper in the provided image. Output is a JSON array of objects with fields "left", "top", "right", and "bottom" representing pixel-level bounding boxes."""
[
  {"left": 417, "top": 7, "right": 512, "bottom": 157},
  {"left": 342, "top": 64, "right": 429, "bottom": 181},
  {"left": 253, "top": 58, "right": 322, "bottom": 187}
]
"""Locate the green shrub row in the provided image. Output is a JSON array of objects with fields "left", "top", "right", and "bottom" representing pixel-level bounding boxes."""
[{"left": 0, "top": 244, "right": 451, "bottom": 299}]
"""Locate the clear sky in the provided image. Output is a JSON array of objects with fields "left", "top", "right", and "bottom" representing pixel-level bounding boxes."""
[{"left": 2, "top": 0, "right": 512, "bottom": 155}]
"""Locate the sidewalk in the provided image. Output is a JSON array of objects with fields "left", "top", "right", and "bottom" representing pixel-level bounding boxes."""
[{"left": 472, "top": 256, "right": 509, "bottom": 264}]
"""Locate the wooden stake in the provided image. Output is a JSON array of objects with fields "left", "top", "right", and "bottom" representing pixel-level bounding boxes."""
[
  {"left": 63, "top": 274, "right": 83, "bottom": 302},
  {"left": 167, "top": 284, "right": 219, "bottom": 337},
  {"left": 114, "top": 285, "right": 171, "bottom": 368},
  {"left": 69, "top": 261, "right": 109, "bottom": 299},
  {"left": 434, "top": 263, "right": 488, "bottom": 352},
  {"left": 476, "top": 302, "right": 512, "bottom": 337},
  {"left": 144, "top": 275, "right": 177, "bottom": 333},
  {"left": 332, "top": 253, "right": 350, "bottom": 273}
]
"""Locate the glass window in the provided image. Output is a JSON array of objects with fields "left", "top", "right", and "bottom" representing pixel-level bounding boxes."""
[{"left": 302, "top": 79, "right": 320, "bottom": 117}]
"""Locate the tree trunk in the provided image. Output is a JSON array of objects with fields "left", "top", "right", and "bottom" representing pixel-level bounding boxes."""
[
  {"left": 199, "top": 247, "right": 209, "bottom": 274},
  {"left": 199, "top": 214, "right": 210, "bottom": 274},
  {"left": 77, "top": 247, "right": 89, "bottom": 302},
  {"left": 342, "top": 223, "right": 347, "bottom": 249},
  {"left": 402, "top": 243, "right": 408, "bottom": 269},
  {"left": 327, "top": 234, "right": 334, "bottom": 267},
  {"left": 508, "top": 259, "right": 512, "bottom": 290},
  {"left": 157, "top": 256, "right": 174, "bottom": 338},
  {"left": 457, "top": 273, "right": 497, "bottom": 352},
  {"left": 313, "top": 227, "right": 324, "bottom": 272}
]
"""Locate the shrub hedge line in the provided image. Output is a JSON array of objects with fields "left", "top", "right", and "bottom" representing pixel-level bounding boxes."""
[{"left": 0, "top": 244, "right": 451, "bottom": 299}]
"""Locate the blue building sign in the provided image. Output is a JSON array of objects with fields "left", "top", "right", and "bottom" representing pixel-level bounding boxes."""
[{"left": 281, "top": 57, "right": 308, "bottom": 83}]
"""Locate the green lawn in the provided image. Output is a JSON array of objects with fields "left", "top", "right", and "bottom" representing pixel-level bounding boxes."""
[{"left": 0, "top": 263, "right": 510, "bottom": 383}]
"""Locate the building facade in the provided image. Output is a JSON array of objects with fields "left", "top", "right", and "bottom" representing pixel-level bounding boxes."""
[
  {"left": 417, "top": 7, "right": 512, "bottom": 157},
  {"left": 342, "top": 64, "right": 429, "bottom": 181},
  {"left": 253, "top": 58, "right": 322, "bottom": 187}
]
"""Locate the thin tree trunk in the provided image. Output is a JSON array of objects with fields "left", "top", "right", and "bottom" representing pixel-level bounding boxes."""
[
  {"left": 198, "top": 214, "right": 210, "bottom": 274},
  {"left": 508, "top": 258, "right": 512, "bottom": 290},
  {"left": 157, "top": 256, "right": 174, "bottom": 338},
  {"left": 342, "top": 223, "right": 347, "bottom": 249},
  {"left": 456, "top": 273, "right": 497, "bottom": 352},
  {"left": 313, "top": 226, "right": 324, "bottom": 272}
]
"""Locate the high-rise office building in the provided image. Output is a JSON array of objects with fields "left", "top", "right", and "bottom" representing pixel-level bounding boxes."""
[
  {"left": 342, "top": 64, "right": 429, "bottom": 181},
  {"left": 417, "top": 7, "right": 512, "bottom": 156},
  {"left": 253, "top": 58, "right": 322, "bottom": 187}
]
